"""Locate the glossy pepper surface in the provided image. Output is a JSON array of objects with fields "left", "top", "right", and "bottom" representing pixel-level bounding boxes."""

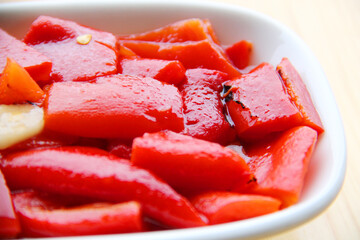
[
  {"left": 44, "top": 74, "right": 184, "bottom": 139},
  {"left": 0, "top": 29, "right": 52, "bottom": 84},
  {"left": 179, "top": 69, "right": 236, "bottom": 144},
  {"left": 119, "top": 58, "right": 186, "bottom": 85},
  {"left": 0, "top": 58, "right": 44, "bottom": 105},
  {"left": 23, "top": 15, "right": 117, "bottom": 82},
  {"left": 224, "top": 62, "right": 303, "bottom": 141},
  {"left": 0, "top": 147, "right": 206, "bottom": 228},
  {"left": 120, "top": 39, "right": 241, "bottom": 79},
  {"left": 277, "top": 58, "right": 324, "bottom": 134},
  {"left": 120, "top": 18, "right": 219, "bottom": 44},
  {"left": 246, "top": 126, "right": 318, "bottom": 207},
  {"left": 12, "top": 191, "right": 143, "bottom": 237},
  {"left": 131, "top": 131, "right": 253, "bottom": 194},
  {"left": 191, "top": 192, "right": 281, "bottom": 224}
]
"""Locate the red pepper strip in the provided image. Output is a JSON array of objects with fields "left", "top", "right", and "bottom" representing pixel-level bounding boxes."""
[
  {"left": 0, "top": 28, "right": 52, "bottom": 85},
  {"left": 120, "top": 39, "right": 241, "bottom": 79},
  {"left": 23, "top": 15, "right": 117, "bottom": 83},
  {"left": 191, "top": 192, "right": 281, "bottom": 224},
  {"left": 179, "top": 69, "right": 236, "bottom": 145},
  {"left": 246, "top": 126, "right": 318, "bottom": 207},
  {"left": 0, "top": 146, "right": 206, "bottom": 228},
  {"left": 131, "top": 131, "right": 253, "bottom": 194},
  {"left": 44, "top": 75, "right": 184, "bottom": 139},
  {"left": 276, "top": 58, "right": 324, "bottom": 134},
  {"left": 0, "top": 170, "right": 21, "bottom": 239},
  {"left": 0, "top": 57, "right": 45, "bottom": 105},
  {"left": 12, "top": 191, "right": 143, "bottom": 237},
  {"left": 225, "top": 40, "right": 253, "bottom": 70},
  {"left": 225, "top": 62, "right": 303, "bottom": 141},
  {"left": 119, "top": 18, "right": 219, "bottom": 44},
  {"left": 120, "top": 58, "right": 186, "bottom": 85}
]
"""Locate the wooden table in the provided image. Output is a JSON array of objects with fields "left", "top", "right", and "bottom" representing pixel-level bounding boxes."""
[{"left": 1, "top": 0, "right": 359, "bottom": 239}]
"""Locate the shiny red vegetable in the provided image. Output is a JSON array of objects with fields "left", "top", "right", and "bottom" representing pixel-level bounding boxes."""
[
  {"left": 0, "top": 28, "right": 52, "bottom": 84},
  {"left": 120, "top": 18, "right": 219, "bottom": 44},
  {"left": 0, "top": 15, "right": 323, "bottom": 238},
  {"left": 191, "top": 192, "right": 281, "bottom": 224},
  {"left": 225, "top": 40, "right": 253, "bottom": 70},
  {"left": 179, "top": 69, "right": 236, "bottom": 144},
  {"left": 119, "top": 58, "right": 186, "bottom": 85},
  {"left": 224, "top": 62, "right": 303, "bottom": 141},
  {"left": 131, "top": 131, "right": 253, "bottom": 194},
  {"left": 246, "top": 126, "right": 318, "bottom": 207},
  {"left": 0, "top": 147, "right": 207, "bottom": 228},
  {"left": 23, "top": 15, "right": 117, "bottom": 82},
  {"left": 120, "top": 39, "right": 241, "bottom": 78},
  {"left": 12, "top": 191, "right": 143, "bottom": 237},
  {"left": 0, "top": 58, "right": 45, "bottom": 105},
  {"left": 277, "top": 58, "right": 324, "bottom": 134},
  {"left": 44, "top": 74, "right": 184, "bottom": 139}
]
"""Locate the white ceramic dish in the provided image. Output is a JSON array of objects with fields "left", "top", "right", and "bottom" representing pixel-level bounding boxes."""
[{"left": 0, "top": 0, "right": 346, "bottom": 239}]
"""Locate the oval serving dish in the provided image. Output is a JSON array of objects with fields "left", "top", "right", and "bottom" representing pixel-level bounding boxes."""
[{"left": 0, "top": 1, "right": 346, "bottom": 239}]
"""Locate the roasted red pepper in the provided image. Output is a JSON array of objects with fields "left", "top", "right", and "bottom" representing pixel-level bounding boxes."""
[
  {"left": 0, "top": 147, "right": 206, "bottom": 228},
  {"left": 0, "top": 16, "right": 323, "bottom": 237},
  {"left": 12, "top": 191, "right": 143, "bottom": 237},
  {"left": 191, "top": 192, "right": 281, "bottom": 224},
  {"left": 0, "top": 58, "right": 45, "bottom": 105},
  {"left": 246, "top": 126, "right": 318, "bottom": 207},
  {"left": 120, "top": 40, "right": 241, "bottom": 78},
  {"left": 0, "top": 170, "right": 20, "bottom": 239},
  {"left": 120, "top": 18, "right": 219, "bottom": 44},
  {"left": 277, "top": 58, "right": 324, "bottom": 134},
  {"left": 0, "top": 28, "right": 52, "bottom": 84},
  {"left": 225, "top": 40, "right": 253, "bottom": 70},
  {"left": 224, "top": 62, "right": 303, "bottom": 141},
  {"left": 119, "top": 58, "right": 186, "bottom": 85},
  {"left": 23, "top": 15, "right": 117, "bottom": 82},
  {"left": 44, "top": 74, "right": 184, "bottom": 139},
  {"left": 131, "top": 131, "right": 253, "bottom": 194},
  {"left": 179, "top": 69, "right": 236, "bottom": 144}
]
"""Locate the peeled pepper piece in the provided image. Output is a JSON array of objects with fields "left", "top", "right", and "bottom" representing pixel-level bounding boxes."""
[
  {"left": 225, "top": 40, "right": 253, "bottom": 70},
  {"left": 0, "top": 146, "right": 207, "bottom": 229},
  {"left": 0, "top": 28, "right": 52, "bottom": 85},
  {"left": 120, "top": 18, "right": 219, "bottom": 44},
  {"left": 23, "top": 15, "right": 117, "bottom": 82},
  {"left": 277, "top": 58, "right": 324, "bottom": 134},
  {"left": 12, "top": 191, "right": 143, "bottom": 237},
  {"left": 120, "top": 39, "right": 241, "bottom": 79},
  {"left": 44, "top": 74, "right": 184, "bottom": 139},
  {"left": 224, "top": 62, "right": 303, "bottom": 141},
  {"left": 179, "top": 69, "right": 236, "bottom": 144},
  {"left": 191, "top": 192, "right": 281, "bottom": 224},
  {"left": 0, "top": 58, "right": 44, "bottom": 105},
  {"left": 246, "top": 126, "right": 318, "bottom": 208},
  {"left": 131, "top": 131, "right": 253, "bottom": 194},
  {"left": 119, "top": 58, "right": 186, "bottom": 85}
]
